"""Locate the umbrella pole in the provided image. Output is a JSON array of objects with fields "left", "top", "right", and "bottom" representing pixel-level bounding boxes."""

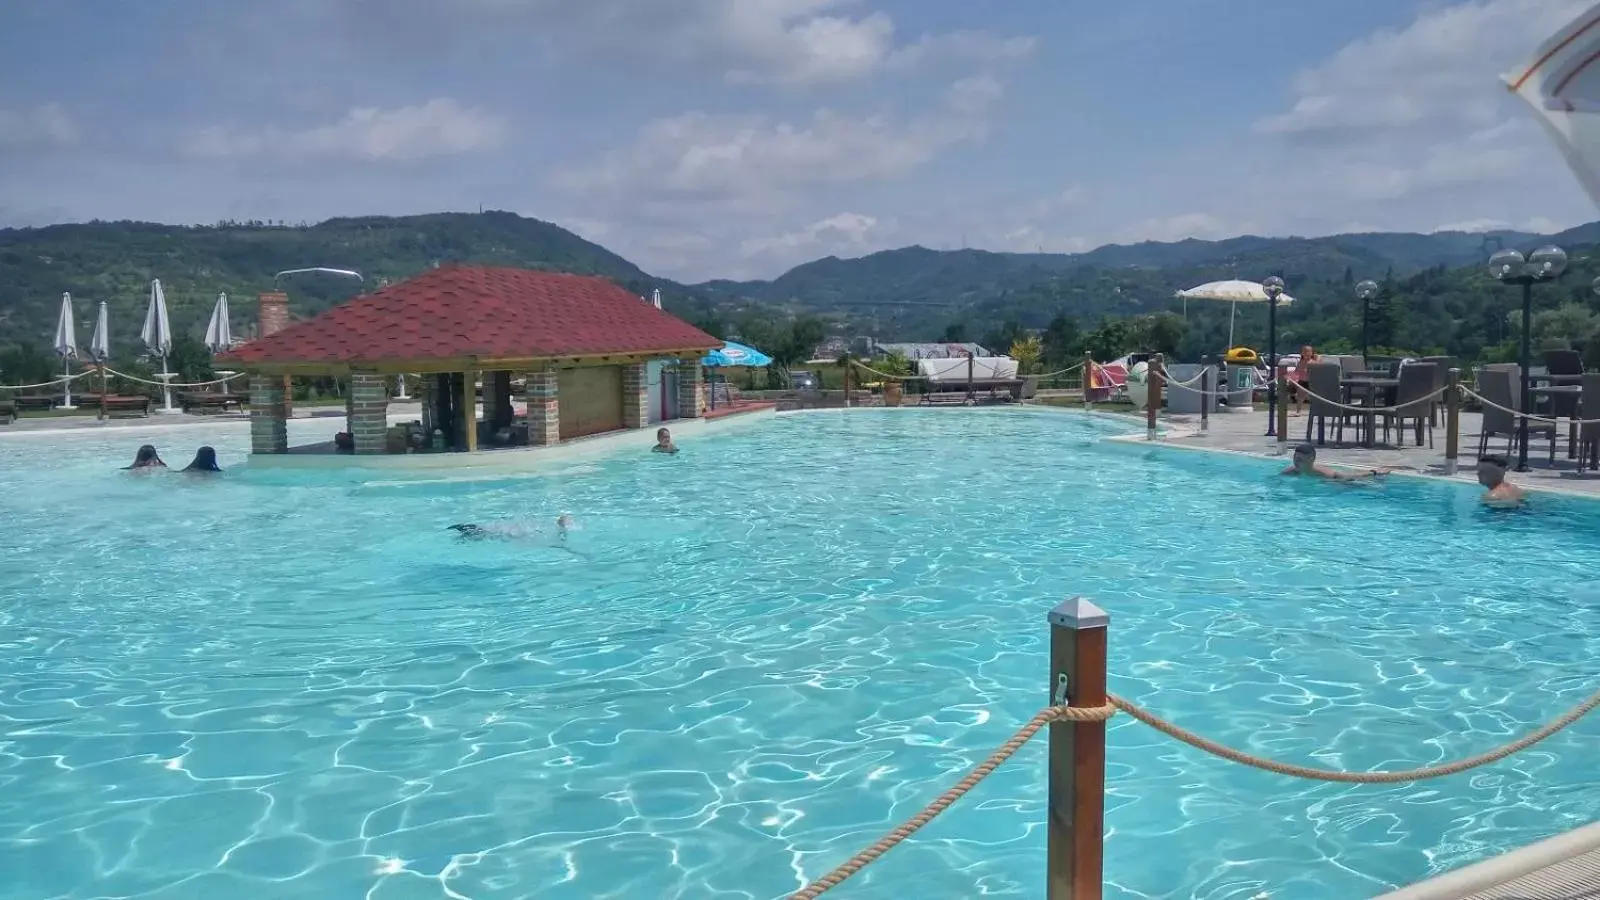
[
  {"left": 160, "top": 356, "right": 174, "bottom": 412},
  {"left": 61, "top": 358, "right": 74, "bottom": 409},
  {"left": 99, "top": 364, "right": 108, "bottom": 421},
  {"left": 1227, "top": 302, "right": 1237, "bottom": 349}
]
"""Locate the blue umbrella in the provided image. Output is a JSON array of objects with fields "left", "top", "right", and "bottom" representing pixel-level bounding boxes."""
[{"left": 702, "top": 341, "right": 772, "bottom": 367}]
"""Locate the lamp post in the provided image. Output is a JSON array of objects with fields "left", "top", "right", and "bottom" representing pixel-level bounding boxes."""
[
  {"left": 1354, "top": 279, "right": 1379, "bottom": 360},
  {"left": 1262, "top": 275, "right": 1286, "bottom": 437},
  {"left": 1488, "top": 245, "right": 1568, "bottom": 472}
]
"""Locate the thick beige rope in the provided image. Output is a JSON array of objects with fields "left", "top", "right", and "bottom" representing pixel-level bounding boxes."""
[
  {"left": 789, "top": 703, "right": 1116, "bottom": 900},
  {"left": 792, "top": 687, "right": 1600, "bottom": 897}
]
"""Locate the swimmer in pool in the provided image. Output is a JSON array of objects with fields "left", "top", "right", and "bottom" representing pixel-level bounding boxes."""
[
  {"left": 652, "top": 427, "right": 678, "bottom": 454},
  {"left": 556, "top": 513, "right": 575, "bottom": 541},
  {"left": 1477, "top": 455, "right": 1526, "bottom": 507},
  {"left": 1280, "top": 443, "right": 1386, "bottom": 481},
  {"left": 449, "top": 517, "right": 576, "bottom": 542}
]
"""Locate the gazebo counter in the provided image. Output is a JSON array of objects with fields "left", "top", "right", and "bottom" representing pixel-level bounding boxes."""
[{"left": 244, "top": 349, "right": 710, "bottom": 456}]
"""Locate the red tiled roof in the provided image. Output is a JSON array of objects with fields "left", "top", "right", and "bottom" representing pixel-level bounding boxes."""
[{"left": 224, "top": 265, "right": 720, "bottom": 367}]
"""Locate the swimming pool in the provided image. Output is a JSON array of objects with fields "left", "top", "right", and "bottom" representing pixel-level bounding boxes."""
[{"left": 1, "top": 409, "right": 1596, "bottom": 899}]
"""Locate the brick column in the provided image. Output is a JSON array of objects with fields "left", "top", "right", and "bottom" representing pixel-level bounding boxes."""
[
  {"left": 348, "top": 374, "right": 389, "bottom": 454},
  {"left": 677, "top": 360, "right": 704, "bottom": 419},
  {"left": 623, "top": 363, "right": 650, "bottom": 428},
  {"left": 249, "top": 374, "right": 288, "bottom": 454},
  {"left": 525, "top": 370, "right": 559, "bottom": 446},
  {"left": 258, "top": 291, "right": 293, "bottom": 416}
]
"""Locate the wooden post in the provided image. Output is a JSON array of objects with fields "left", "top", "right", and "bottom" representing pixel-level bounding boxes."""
[
  {"left": 1445, "top": 367, "right": 1461, "bottom": 475},
  {"left": 1047, "top": 598, "right": 1109, "bottom": 900},
  {"left": 1275, "top": 363, "right": 1289, "bottom": 449},
  {"left": 461, "top": 371, "right": 478, "bottom": 452},
  {"left": 1082, "top": 353, "right": 1095, "bottom": 409},
  {"left": 1145, "top": 353, "right": 1163, "bottom": 441},
  {"left": 966, "top": 351, "right": 975, "bottom": 402},
  {"left": 98, "top": 363, "right": 108, "bottom": 421},
  {"left": 1199, "top": 355, "right": 1211, "bottom": 434},
  {"left": 842, "top": 357, "right": 851, "bottom": 408}
]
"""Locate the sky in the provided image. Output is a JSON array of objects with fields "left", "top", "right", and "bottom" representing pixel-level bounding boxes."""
[{"left": 1, "top": 0, "right": 1598, "bottom": 281}]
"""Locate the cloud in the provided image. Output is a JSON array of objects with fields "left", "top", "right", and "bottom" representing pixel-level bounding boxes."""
[
  {"left": 1433, "top": 216, "right": 1563, "bottom": 234},
  {"left": 548, "top": 80, "right": 998, "bottom": 220},
  {"left": 181, "top": 99, "right": 507, "bottom": 163},
  {"left": 325, "top": 0, "right": 1030, "bottom": 86},
  {"left": 740, "top": 211, "right": 879, "bottom": 258},
  {"left": 1244, "top": 0, "right": 1597, "bottom": 234},
  {"left": 0, "top": 103, "right": 79, "bottom": 152},
  {"left": 1255, "top": 0, "right": 1590, "bottom": 139}
]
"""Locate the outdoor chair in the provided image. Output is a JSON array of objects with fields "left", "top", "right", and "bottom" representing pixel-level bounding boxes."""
[
  {"left": 1304, "top": 362, "right": 1359, "bottom": 445},
  {"left": 1475, "top": 366, "right": 1555, "bottom": 463},
  {"left": 1544, "top": 348, "right": 1584, "bottom": 381},
  {"left": 1378, "top": 362, "right": 1436, "bottom": 448},
  {"left": 1579, "top": 373, "right": 1600, "bottom": 472}
]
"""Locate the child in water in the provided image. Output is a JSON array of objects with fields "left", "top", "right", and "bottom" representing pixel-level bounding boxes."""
[{"left": 653, "top": 427, "right": 678, "bottom": 454}]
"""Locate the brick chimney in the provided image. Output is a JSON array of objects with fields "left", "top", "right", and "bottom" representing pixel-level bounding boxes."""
[{"left": 258, "top": 291, "right": 290, "bottom": 337}]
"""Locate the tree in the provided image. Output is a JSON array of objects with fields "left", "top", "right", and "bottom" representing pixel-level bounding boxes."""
[
  {"left": 939, "top": 321, "right": 968, "bottom": 342},
  {"left": 1082, "top": 317, "right": 1133, "bottom": 361},
  {"left": 1041, "top": 314, "right": 1082, "bottom": 365},
  {"left": 1008, "top": 335, "right": 1042, "bottom": 374}
]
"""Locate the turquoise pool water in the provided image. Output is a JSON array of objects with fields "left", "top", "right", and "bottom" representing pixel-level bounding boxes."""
[{"left": 1, "top": 409, "right": 1597, "bottom": 900}]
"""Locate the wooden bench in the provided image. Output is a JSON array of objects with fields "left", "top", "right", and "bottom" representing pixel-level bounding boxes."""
[
  {"left": 922, "top": 391, "right": 973, "bottom": 406},
  {"left": 179, "top": 392, "right": 245, "bottom": 414},
  {"left": 104, "top": 395, "right": 152, "bottom": 418},
  {"left": 0, "top": 400, "right": 14, "bottom": 425},
  {"left": 14, "top": 395, "right": 57, "bottom": 412}
]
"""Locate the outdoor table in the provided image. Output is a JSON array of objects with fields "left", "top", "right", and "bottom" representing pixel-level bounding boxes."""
[
  {"left": 1341, "top": 375, "right": 1399, "bottom": 448},
  {"left": 1531, "top": 384, "right": 1583, "bottom": 457}
]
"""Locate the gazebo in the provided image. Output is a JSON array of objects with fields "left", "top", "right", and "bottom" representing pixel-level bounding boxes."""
[{"left": 224, "top": 265, "right": 721, "bottom": 457}]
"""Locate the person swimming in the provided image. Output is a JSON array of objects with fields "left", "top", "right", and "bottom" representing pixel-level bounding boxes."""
[
  {"left": 1280, "top": 443, "right": 1386, "bottom": 481},
  {"left": 1477, "top": 455, "right": 1526, "bottom": 506},
  {"left": 183, "top": 446, "right": 222, "bottom": 473},
  {"left": 449, "top": 516, "right": 576, "bottom": 542},
  {"left": 652, "top": 427, "right": 678, "bottom": 454},
  {"left": 124, "top": 445, "right": 166, "bottom": 471}
]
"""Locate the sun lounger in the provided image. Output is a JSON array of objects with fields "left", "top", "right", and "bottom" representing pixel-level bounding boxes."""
[{"left": 14, "top": 395, "right": 57, "bottom": 412}]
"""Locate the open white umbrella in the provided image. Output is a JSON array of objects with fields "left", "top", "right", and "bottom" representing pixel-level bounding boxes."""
[
  {"left": 52, "top": 292, "right": 78, "bottom": 408},
  {"left": 142, "top": 279, "right": 175, "bottom": 412},
  {"left": 1174, "top": 279, "right": 1297, "bottom": 349},
  {"left": 1504, "top": 3, "right": 1600, "bottom": 210}
]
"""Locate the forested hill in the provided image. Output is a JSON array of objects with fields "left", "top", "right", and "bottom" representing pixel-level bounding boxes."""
[
  {"left": 4, "top": 210, "right": 1600, "bottom": 371},
  {"left": 0, "top": 211, "right": 663, "bottom": 349}
]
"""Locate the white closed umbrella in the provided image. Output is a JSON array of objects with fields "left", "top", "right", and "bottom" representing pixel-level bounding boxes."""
[
  {"left": 203, "top": 291, "right": 233, "bottom": 352},
  {"left": 52, "top": 292, "right": 78, "bottom": 409},
  {"left": 89, "top": 301, "right": 110, "bottom": 362},
  {"left": 89, "top": 301, "right": 111, "bottom": 419},
  {"left": 142, "top": 279, "right": 176, "bottom": 412},
  {"left": 1174, "top": 279, "right": 1297, "bottom": 349}
]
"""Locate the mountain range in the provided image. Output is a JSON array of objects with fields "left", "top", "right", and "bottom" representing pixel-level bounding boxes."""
[{"left": 2, "top": 210, "right": 1597, "bottom": 350}]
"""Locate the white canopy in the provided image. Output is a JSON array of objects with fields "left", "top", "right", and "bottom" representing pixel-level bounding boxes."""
[
  {"left": 1505, "top": 3, "right": 1600, "bottom": 208},
  {"left": 1174, "top": 280, "right": 1296, "bottom": 305}
]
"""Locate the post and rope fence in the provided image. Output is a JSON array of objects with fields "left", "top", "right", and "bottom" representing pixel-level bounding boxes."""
[
  {"left": 1445, "top": 368, "right": 1461, "bottom": 475},
  {"left": 790, "top": 597, "right": 1600, "bottom": 899},
  {"left": 1275, "top": 362, "right": 1289, "bottom": 451},
  {"left": 1199, "top": 355, "right": 1211, "bottom": 435}
]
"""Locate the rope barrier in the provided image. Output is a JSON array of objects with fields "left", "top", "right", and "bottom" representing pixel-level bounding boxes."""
[
  {"left": 1460, "top": 386, "right": 1600, "bottom": 426},
  {"left": 790, "top": 703, "right": 1117, "bottom": 900},
  {"left": 0, "top": 372, "right": 91, "bottom": 391},
  {"left": 101, "top": 367, "right": 240, "bottom": 389},
  {"left": 792, "top": 685, "right": 1600, "bottom": 897}
]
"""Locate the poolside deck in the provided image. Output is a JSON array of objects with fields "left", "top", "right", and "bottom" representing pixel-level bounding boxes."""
[
  {"left": 1374, "top": 820, "right": 1600, "bottom": 899},
  {"left": 1139, "top": 406, "right": 1600, "bottom": 500}
]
